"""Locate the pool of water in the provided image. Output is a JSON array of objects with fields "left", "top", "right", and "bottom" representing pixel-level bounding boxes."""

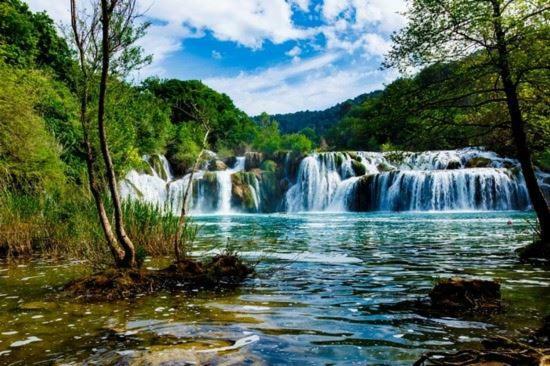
[{"left": 0, "top": 212, "right": 548, "bottom": 365}]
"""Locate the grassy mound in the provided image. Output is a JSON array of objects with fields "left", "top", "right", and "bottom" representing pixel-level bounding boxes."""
[{"left": 64, "top": 254, "right": 253, "bottom": 301}]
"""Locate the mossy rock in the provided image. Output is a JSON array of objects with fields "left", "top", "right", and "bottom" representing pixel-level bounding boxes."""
[
  {"left": 465, "top": 157, "right": 492, "bottom": 168},
  {"left": 351, "top": 160, "right": 366, "bottom": 176},
  {"left": 149, "top": 155, "right": 169, "bottom": 180},
  {"left": 203, "top": 172, "right": 218, "bottom": 184},
  {"left": 346, "top": 151, "right": 358, "bottom": 160},
  {"left": 446, "top": 160, "right": 462, "bottom": 170},
  {"left": 429, "top": 277, "right": 501, "bottom": 313},
  {"left": 209, "top": 160, "right": 227, "bottom": 171},
  {"left": 377, "top": 162, "right": 395, "bottom": 172},
  {"left": 231, "top": 172, "right": 257, "bottom": 211},
  {"left": 260, "top": 160, "right": 277, "bottom": 173}
]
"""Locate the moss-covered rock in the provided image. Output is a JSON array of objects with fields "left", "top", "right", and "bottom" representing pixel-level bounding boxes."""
[
  {"left": 446, "top": 160, "right": 462, "bottom": 170},
  {"left": 149, "top": 155, "right": 169, "bottom": 180},
  {"left": 260, "top": 160, "right": 277, "bottom": 172},
  {"left": 209, "top": 160, "right": 227, "bottom": 171},
  {"left": 465, "top": 156, "right": 492, "bottom": 168},
  {"left": 351, "top": 160, "right": 366, "bottom": 176},
  {"left": 231, "top": 172, "right": 257, "bottom": 212},
  {"left": 244, "top": 152, "right": 263, "bottom": 170},
  {"left": 377, "top": 162, "right": 395, "bottom": 172}
]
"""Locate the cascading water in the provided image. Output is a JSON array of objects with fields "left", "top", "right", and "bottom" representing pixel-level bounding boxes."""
[
  {"left": 284, "top": 148, "right": 534, "bottom": 212},
  {"left": 121, "top": 148, "right": 543, "bottom": 214}
]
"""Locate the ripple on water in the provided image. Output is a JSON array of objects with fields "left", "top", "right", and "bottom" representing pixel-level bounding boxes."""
[{"left": 0, "top": 211, "right": 547, "bottom": 365}]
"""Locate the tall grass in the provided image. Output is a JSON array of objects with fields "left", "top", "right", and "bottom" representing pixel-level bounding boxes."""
[{"left": 0, "top": 188, "right": 186, "bottom": 266}]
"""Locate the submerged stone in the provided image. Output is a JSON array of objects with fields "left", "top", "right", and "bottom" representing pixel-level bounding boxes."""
[{"left": 429, "top": 277, "right": 501, "bottom": 313}]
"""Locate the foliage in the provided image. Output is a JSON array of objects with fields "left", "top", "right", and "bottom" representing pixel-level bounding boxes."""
[
  {"left": 0, "top": 0, "right": 73, "bottom": 82},
  {"left": 0, "top": 63, "right": 66, "bottom": 193},
  {"left": 265, "top": 92, "right": 380, "bottom": 134},
  {"left": 142, "top": 78, "right": 258, "bottom": 150}
]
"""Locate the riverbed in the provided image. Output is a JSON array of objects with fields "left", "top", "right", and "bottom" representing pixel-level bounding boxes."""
[{"left": 0, "top": 212, "right": 548, "bottom": 364}]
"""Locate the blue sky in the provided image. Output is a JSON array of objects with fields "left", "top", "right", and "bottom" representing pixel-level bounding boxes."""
[{"left": 26, "top": 0, "right": 405, "bottom": 115}]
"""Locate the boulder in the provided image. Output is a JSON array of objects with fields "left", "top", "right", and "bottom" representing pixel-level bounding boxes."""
[
  {"left": 446, "top": 160, "right": 462, "bottom": 170},
  {"left": 209, "top": 160, "right": 227, "bottom": 171},
  {"left": 429, "top": 277, "right": 501, "bottom": 312},
  {"left": 377, "top": 162, "right": 395, "bottom": 172},
  {"left": 351, "top": 160, "right": 366, "bottom": 176},
  {"left": 245, "top": 152, "right": 263, "bottom": 170},
  {"left": 465, "top": 156, "right": 492, "bottom": 168}
]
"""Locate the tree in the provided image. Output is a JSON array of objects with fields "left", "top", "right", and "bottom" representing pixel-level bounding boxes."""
[
  {"left": 385, "top": 0, "right": 550, "bottom": 245},
  {"left": 70, "top": 0, "right": 150, "bottom": 267},
  {"left": 70, "top": 0, "right": 123, "bottom": 265}
]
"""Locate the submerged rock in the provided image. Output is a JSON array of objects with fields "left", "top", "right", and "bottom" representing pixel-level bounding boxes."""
[{"left": 429, "top": 277, "right": 501, "bottom": 313}]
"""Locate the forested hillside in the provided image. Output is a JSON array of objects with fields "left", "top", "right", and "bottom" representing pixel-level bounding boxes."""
[{"left": 262, "top": 92, "right": 380, "bottom": 135}]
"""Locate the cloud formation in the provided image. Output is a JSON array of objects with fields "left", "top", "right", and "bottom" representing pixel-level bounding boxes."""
[{"left": 25, "top": 0, "right": 406, "bottom": 114}]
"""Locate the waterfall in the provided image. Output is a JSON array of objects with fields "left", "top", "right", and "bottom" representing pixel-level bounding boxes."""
[
  {"left": 121, "top": 148, "right": 541, "bottom": 215},
  {"left": 217, "top": 157, "right": 245, "bottom": 214},
  {"left": 285, "top": 149, "right": 534, "bottom": 212}
]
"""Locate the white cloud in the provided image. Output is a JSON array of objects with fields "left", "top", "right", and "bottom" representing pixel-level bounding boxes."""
[
  {"left": 24, "top": 0, "right": 406, "bottom": 113},
  {"left": 286, "top": 46, "right": 302, "bottom": 57},
  {"left": 205, "top": 53, "right": 396, "bottom": 115},
  {"left": 211, "top": 50, "right": 222, "bottom": 60}
]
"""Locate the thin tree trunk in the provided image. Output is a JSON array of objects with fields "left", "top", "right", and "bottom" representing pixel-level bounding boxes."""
[
  {"left": 99, "top": 0, "right": 136, "bottom": 267},
  {"left": 174, "top": 129, "right": 209, "bottom": 262},
  {"left": 491, "top": 0, "right": 550, "bottom": 245},
  {"left": 70, "top": 0, "right": 124, "bottom": 266}
]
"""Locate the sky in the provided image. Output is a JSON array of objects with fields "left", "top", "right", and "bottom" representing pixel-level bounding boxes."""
[{"left": 25, "top": 0, "right": 406, "bottom": 115}]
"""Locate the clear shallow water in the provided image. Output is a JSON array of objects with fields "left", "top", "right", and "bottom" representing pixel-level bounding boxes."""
[{"left": 1, "top": 212, "right": 549, "bottom": 365}]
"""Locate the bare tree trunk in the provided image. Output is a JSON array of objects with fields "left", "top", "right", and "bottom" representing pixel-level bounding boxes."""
[
  {"left": 70, "top": 0, "right": 124, "bottom": 266},
  {"left": 491, "top": 0, "right": 549, "bottom": 245},
  {"left": 174, "top": 129, "right": 209, "bottom": 262},
  {"left": 98, "top": 0, "right": 136, "bottom": 267}
]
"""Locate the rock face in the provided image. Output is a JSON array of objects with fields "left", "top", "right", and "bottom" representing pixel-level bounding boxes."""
[
  {"left": 231, "top": 172, "right": 258, "bottom": 212},
  {"left": 245, "top": 152, "right": 263, "bottom": 170}
]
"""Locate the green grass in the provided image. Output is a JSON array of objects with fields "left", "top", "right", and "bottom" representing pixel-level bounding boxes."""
[{"left": 0, "top": 189, "right": 189, "bottom": 267}]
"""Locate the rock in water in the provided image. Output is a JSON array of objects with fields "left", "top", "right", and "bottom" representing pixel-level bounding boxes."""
[{"left": 429, "top": 277, "right": 501, "bottom": 313}]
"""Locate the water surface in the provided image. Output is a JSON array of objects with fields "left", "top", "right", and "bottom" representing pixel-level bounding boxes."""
[{"left": 0, "top": 212, "right": 548, "bottom": 365}]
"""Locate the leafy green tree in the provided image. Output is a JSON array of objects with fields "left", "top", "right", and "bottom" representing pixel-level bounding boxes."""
[
  {"left": 0, "top": 0, "right": 73, "bottom": 82},
  {"left": 0, "top": 63, "right": 65, "bottom": 193},
  {"left": 385, "top": 0, "right": 549, "bottom": 244},
  {"left": 281, "top": 133, "right": 314, "bottom": 154},
  {"left": 142, "top": 78, "right": 257, "bottom": 150}
]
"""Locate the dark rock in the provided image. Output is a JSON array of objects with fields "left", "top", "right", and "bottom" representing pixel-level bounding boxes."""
[
  {"left": 429, "top": 277, "right": 501, "bottom": 312},
  {"left": 245, "top": 152, "right": 263, "bottom": 170},
  {"left": 446, "top": 160, "right": 462, "bottom": 169},
  {"left": 351, "top": 159, "right": 366, "bottom": 176},
  {"left": 223, "top": 156, "right": 237, "bottom": 168},
  {"left": 516, "top": 240, "right": 550, "bottom": 262},
  {"left": 465, "top": 156, "right": 492, "bottom": 168}
]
